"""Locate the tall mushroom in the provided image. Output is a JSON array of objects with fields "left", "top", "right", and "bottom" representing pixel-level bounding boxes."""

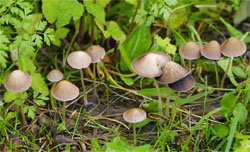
[
  {"left": 220, "top": 37, "right": 246, "bottom": 88},
  {"left": 4, "top": 70, "right": 32, "bottom": 124},
  {"left": 85, "top": 45, "right": 106, "bottom": 100},
  {"left": 156, "top": 61, "right": 194, "bottom": 117},
  {"left": 123, "top": 108, "right": 147, "bottom": 145},
  {"left": 51, "top": 80, "right": 79, "bottom": 124},
  {"left": 201, "top": 40, "right": 222, "bottom": 88},
  {"left": 131, "top": 52, "right": 171, "bottom": 116},
  {"left": 67, "top": 51, "right": 91, "bottom": 106}
]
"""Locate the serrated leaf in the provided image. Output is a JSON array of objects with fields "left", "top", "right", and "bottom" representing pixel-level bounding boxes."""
[
  {"left": 42, "top": 0, "right": 60, "bottom": 23},
  {"left": 120, "top": 25, "right": 152, "bottom": 72},
  {"left": 32, "top": 34, "right": 43, "bottom": 48},
  {"left": 31, "top": 73, "right": 49, "bottom": 94},
  {"left": 35, "top": 100, "right": 46, "bottom": 106},
  {"left": 56, "top": 0, "right": 84, "bottom": 28},
  {"left": 19, "top": 54, "right": 36, "bottom": 73},
  {"left": 155, "top": 35, "right": 176, "bottom": 55},
  {"left": 24, "top": 106, "right": 36, "bottom": 119},
  {"left": 35, "top": 21, "right": 47, "bottom": 31},
  {"left": 85, "top": 3, "right": 105, "bottom": 24},
  {"left": 4, "top": 91, "right": 18, "bottom": 103}
]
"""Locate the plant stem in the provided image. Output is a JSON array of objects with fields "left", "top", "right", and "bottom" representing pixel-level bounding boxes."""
[
  {"left": 63, "top": 101, "right": 66, "bottom": 123},
  {"left": 165, "top": 88, "right": 171, "bottom": 118},
  {"left": 133, "top": 123, "right": 137, "bottom": 146},
  {"left": 154, "top": 79, "right": 162, "bottom": 116},
  {"left": 127, "top": 0, "right": 142, "bottom": 35},
  {"left": 220, "top": 57, "right": 233, "bottom": 88},
  {"left": 77, "top": 11, "right": 85, "bottom": 50},
  {"left": 19, "top": 93, "right": 27, "bottom": 125},
  {"left": 80, "top": 69, "right": 88, "bottom": 105},
  {"left": 214, "top": 62, "right": 219, "bottom": 88}
]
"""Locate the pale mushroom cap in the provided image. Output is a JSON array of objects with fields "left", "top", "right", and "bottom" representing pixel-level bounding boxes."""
[
  {"left": 47, "top": 69, "right": 63, "bottom": 82},
  {"left": 67, "top": 51, "right": 91, "bottom": 69},
  {"left": 180, "top": 42, "right": 201, "bottom": 60},
  {"left": 51, "top": 80, "right": 79, "bottom": 101},
  {"left": 155, "top": 61, "right": 190, "bottom": 84},
  {"left": 169, "top": 74, "right": 195, "bottom": 92},
  {"left": 4, "top": 70, "right": 32, "bottom": 93},
  {"left": 85, "top": 45, "right": 106, "bottom": 63},
  {"left": 221, "top": 37, "right": 247, "bottom": 57},
  {"left": 123, "top": 108, "right": 147, "bottom": 123},
  {"left": 131, "top": 52, "right": 171, "bottom": 78},
  {"left": 201, "top": 40, "right": 222, "bottom": 60}
]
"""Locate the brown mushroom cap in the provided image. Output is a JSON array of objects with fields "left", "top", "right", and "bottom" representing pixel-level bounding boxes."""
[
  {"left": 85, "top": 45, "right": 106, "bottom": 63},
  {"left": 131, "top": 52, "right": 171, "bottom": 78},
  {"left": 155, "top": 61, "right": 190, "bottom": 84},
  {"left": 221, "top": 37, "right": 246, "bottom": 57},
  {"left": 169, "top": 74, "right": 195, "bottom": 92},
  {"left": 201, "top": 40, "right": 222, "bottom": 60},
  {"left": 123, "top": 108, "right": 147, "bottom": 123},
  {"left": 51, "top": 80, "right": 79, "bottom": 101},
  {"left": 180, "top": 42, "right": 201, "bottom": 60},
  {"left": 47, "top": 69, "right": 63, "bottom": 82},
  {"left": 4, "top": 70, "right": 32, "bottom": 93},
  {"left": 67, "top": 51, "right": 91, "bottom": 69}
]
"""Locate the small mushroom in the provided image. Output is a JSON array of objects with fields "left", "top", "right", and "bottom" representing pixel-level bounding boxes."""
[
  {"left": 168, "top": 74, "right": 195, "bottom": 92},
  {"left": 201, "top": 40, "right": 222, "bottom": 60},
  {"left": 67, "top": 51, "right": 91, "bottom": 106},
  {"left": 47, "top": 69, "right": 63, "bottom": 82},
  {"left": 221, "top": 37, "right": 246, "bottom": 57},
  {"left": 4, "top": 70, "right": 32, "bottom": 93},
  {"left": 123, "top": 108, "right": 146, "bottom": 145},
  {"left": 131, "top": 52, "right": 171, "bottom": 78},
  {"left": 180, "top": 42, "right": 201, "bottom": 60},
  {"left": 155, "top": 61, "right": 190, "bottom": 84},
  {"left": 4, "top": 70, "right": 32, "bottom": 124},
  {"left": 51, "top": 80, "right": 79, "bottom": 124},
  {"left": 85, "top": 45, "right": 106, "bottom": 63}
]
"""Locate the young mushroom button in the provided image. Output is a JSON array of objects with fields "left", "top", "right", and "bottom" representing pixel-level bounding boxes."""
[
  {"left": 123, "top": 108, "right": 147, "bottom": 123},
  {"left": 85, "top": 45, "right": 106, "bottom": 63},
  {"left": 201, "top": 40, "right": 222, "bottom": 60},
  {"left": 47, "top": 69, "right": 63, "bottom": 82}
]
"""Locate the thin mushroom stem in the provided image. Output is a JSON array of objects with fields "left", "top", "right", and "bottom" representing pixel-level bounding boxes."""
[
  {"left": 165, "top": 88, "right": 171, "bottom": 118},
  {"left": 80, "top": 69, "right": 88, "bottom": 105},
  {"left": 63, "top": 101, "right": 66, "bottom": 124},
  {"left": 214, "top": 62, "right": 219, "bottom": 88},
  {"left": 93, "top": 63, "right": 99, "bottom": 101},
  {"left": 188, "top": 60, "right": 192, "bottom": 70},
  {"left": 154, "top": 79, "right": 163, "bottom": 116},
  {"left": 133, "top": 123, "right": 137, "bottom": 146},
  {"left": 171, "top": 92, "right": 180, "bottom": 121},
  {"left": 221, "top": 57, "right": 233, "bottom": 88},
  {"left": 19, "top": 93, "right": 27, "bottom": 125}
]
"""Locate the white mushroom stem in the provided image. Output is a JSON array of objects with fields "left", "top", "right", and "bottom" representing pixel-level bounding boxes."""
[
  {"left": 220, "top": 57, "right": 233, "bottom": 88},
  {"left": 63, "top": 101, "right": 66, "bottom": 124},
  {"left": 19, "top": 93, "right": 27, "bottom": 125},
  {"left": 165, "top": 88, "right": 171, "bottom": 118},
  {"left": 214, "top": 62, "right": 219, "bottom": 88},
  {"left": 133, "top": 123, "right": 137, "bottom": 146},
  {"left": 154, "top": 79, "right": 163, "bottom": 116},
  {"left": 80, "top": 69, "right": 88, "bottom": 105}
]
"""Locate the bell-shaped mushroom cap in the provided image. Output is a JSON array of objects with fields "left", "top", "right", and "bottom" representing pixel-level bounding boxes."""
[
  {"left": 85, "top": 45, "right": 106, "bottom": 63},
  {"left": 47, "top": 69, "right": 63, "bottom": 82},
  {"left": 51, "top": 80, "right": 79, "bottom": 101},
  {"left": 155, "top": 61, "right": 190, "bottom": 84},
  {"left": 180, "top": 42, "right": 201, "bottom": 60},
  {"left": 131, "top": 52, "right": 171, "bottom": 78},
  {"left": 67, "top": 51, "right": 91, "bottom": 69},
  {"left": 123, "top": 108, "right": 147, "bottom": 123},
  {"left": 169, "top": 74, "right": 195, "bottom": 92},
  {"left": 221, "top": 37, "right": 246, "bottom": 57},
  {"left": 201, "top": 40, "right": 222, "bottom": 60},
  {"left": 4, "top": 70, "right": 32, "bottom": 93}
]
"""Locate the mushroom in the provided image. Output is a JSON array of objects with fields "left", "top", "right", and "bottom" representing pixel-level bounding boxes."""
[
  {"left": 220, "top": 37, "right": 247, "bottom": 88},
  {"left": 4, "top": 70, "right": 32, "bottom": 124},
  {"left": 180, "top": 42, "right": 201, "bottom": 60},
  {"left": 67, "top": 51, "right": 91, "bottom": 106},
  {"left": 85, "top": 45, "right": 106, "bottom": 100},
  {"left": 155, "top": 61, "right": 194, "bottom": 117},
  {"left": 131, "top": 52, "right": 171, "bottom": 116},
  {"left": 123, "top": 108, "right": 146, "bottom": 145},
  {"left": 51, "top": 80, "right": 79, "bottom": 124},
  {"left": 47, "top": 69, "right": 63, "bottom": 82}
]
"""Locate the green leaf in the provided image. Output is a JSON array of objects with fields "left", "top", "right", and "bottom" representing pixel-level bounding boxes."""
[
  {"left": 56, "top": 0, "right": 84, "bottom": 28},
  {"left": 32, "top": 34, "right": 43, "bottom": 48},
  {"left": 125, "top": 0, "right": 137, "bottom": 6},
  {"left": 91, "top": 138, "right": 102, "bottom": 152},
  {"left": 220, "top": 92, "right": 236, "bottom": 120},
  {"left": 53, "top": 27, "right": 69, "bottom": 46},
  {"left": 134, "top": 118, "right": 153, "bottom": 128},
  {"left": 210, "top": 124, "right": 229, "bottom": 138},
  {"left": 120, "top": 25, "right": 152, "bottom": 72},
  {"left": 24, "top": 106, "right": 36, "bottom": 119},
  {"left": 5, "top": 112, "right": 15, "bottom": 121},
  {"left": 0, "top": 30, "right": 9, "bottom": 68},
  {"left": 85, "top": 3, "right": 105, "bottom": 24},
  {"left": 19, "top": 54, "right": 36, "bottom": 73},
  {"left": 106, "top": 21, "right": 126, "bottom": 42},
  {"left": 35, "top": 21, "right": 47, "bottom": 31},
  {"left": 233, "top": 1, "right": 250, "bottom": 25},
  {"left": 31, "top": 73, "right": 49, "bottom": 94},
  {"left": 217, "top": 58, "right": 238, "bottom": 86},
  {"left": 169, "top": 7, "right": 187, "bottom": 29},
  {"left": 96, "top": 0, "right": 111, "bottom": 8},
  {"left": 155, "top": 35, "right": 176, "bottom": 55},
  {"left": 4, "top": 91, "right": 18, "bottom": 103},
  {"left": 233, "top": 103, "right": 248, "bottom": 125},
  {"left": 42, "top": 0, "right": 60, "bottom": 24},
  {"left": 120, "top": 76, "right": 134, "bottom": 86},
  {"left": 232, "top": 66, "right": 247, "bottom": 78}
]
